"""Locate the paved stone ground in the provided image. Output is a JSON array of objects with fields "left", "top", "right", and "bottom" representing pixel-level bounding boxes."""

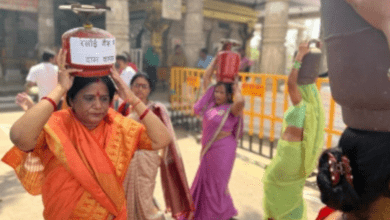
[{"left": 0, "top": 110, "right": 325, "bottom": 220}]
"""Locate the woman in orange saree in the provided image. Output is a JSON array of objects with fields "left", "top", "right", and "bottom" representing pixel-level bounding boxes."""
[{"left": 2, "top": 49, "right": 172, "bottom": 220}]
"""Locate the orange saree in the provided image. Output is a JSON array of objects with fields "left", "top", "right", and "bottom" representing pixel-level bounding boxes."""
[{"left": 2, "top": 108, "right": 153, "bottom": 220}]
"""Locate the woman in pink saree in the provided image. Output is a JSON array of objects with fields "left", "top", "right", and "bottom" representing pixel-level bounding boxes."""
[
  {"left": 117, "top": 73, "right": 194, "bottom": 220},
  {"left": 189, "top": 64, "right": 245, "bottom": 219}
]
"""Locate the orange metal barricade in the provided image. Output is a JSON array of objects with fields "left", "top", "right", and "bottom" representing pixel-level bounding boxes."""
[{"left": 170, "top": 67, "right": 344, "bottom": 154}]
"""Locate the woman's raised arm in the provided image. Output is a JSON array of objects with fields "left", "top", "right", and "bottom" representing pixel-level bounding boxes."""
[
  {"left": 203, "top": 58, "right": 217, "bottom": 91},
  {"left": 10, "top": 49, "right": 81, "bottom": 151},
  {"left": 287, "top": 42, "right": 310, "bottom": 106},
  {"left": 231, "top": 83, "right": 245, "bottom": 116},
  {"left": 110, "top": 67, "right": 172, "bottom": 150}
]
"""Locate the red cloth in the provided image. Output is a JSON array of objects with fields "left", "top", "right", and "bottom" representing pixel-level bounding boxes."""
[
  {"left": 118, "top": 102, "right": 130, "bottom": 117},
  {"left": 316, "top": 206, "right": 336, "bottom": 220},
  {"left": 152, "top": 103, "right": 195, "bottom": 219}
]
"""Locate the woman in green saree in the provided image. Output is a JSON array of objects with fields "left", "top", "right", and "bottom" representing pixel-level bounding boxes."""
[{"left": 262, "top": 42, "right": 326, "bottom": 220}]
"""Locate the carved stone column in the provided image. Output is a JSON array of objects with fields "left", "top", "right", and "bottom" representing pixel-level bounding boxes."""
[
  {"left": 239, "top": 22, "right": 255, "bottom": 58},
  {"left": 106, "top": 0, "right": 130, "bottom": 55},
  {"left": 295, "top": 20, "right": 306, "bottom": 47},
  {"left": 184, "top": 0, "right": 205, "bottom": 67},
  {"left": 2, "top": 11, "right": 17, "bottom": 83},
  {"left": 38, "top": 0, "right": 55, "bottom": 55},
  {"left": 4, "top": 11, "right": 17, "bottom": 59},
  {"left": 259, "top": 0, "right": 290, "bottom": 75},
  {"left": 144, "top": 1, "right": 170, "bottom": 59}
]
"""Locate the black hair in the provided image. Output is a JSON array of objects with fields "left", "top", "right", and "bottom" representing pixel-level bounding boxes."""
[
  {"left": 116, "top": 55, "right": 127, "bottom": 62},
  {"left": 222, "top": 43, "right": 230, "bottom": 51},
  {"left": 123, "top": 52, "right": 132, "bottom": 62},
  {"left": 317, "top": 128, "right": 390, "bottom": 214},
  {"left": 214, "top": 82, "right": 233, "bottom": 103},
  {"left": 201, "top": 48, "right": 208, "bottom": 54},
  {"left": 42, "top": 52, "right": 55, "bottom": 62},
  {"left": 66, "top": 76, "right": 116, "bottom": 106},
  {"left": 130, "top": 72, "right": 154, "bottom": 92},
  {"left": 174, "top": 44, "right": 181, "bottom": 50}
]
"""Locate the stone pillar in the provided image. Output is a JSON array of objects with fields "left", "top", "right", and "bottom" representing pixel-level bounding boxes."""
[
  {"left": 4, "top": 11, "right": 17, "bottom": 59},
  {"left": 295, "top": 20, "right": 306, "bottom": 47},
  {"left": 259, "top": 0, "right": 290, "bottom": 75},
  {"left": 38, "top": 0, "right": 55, "bottom": 55},
  {"left": 2, "top": 11, "right": 17, "bottom": 83},
  {"left": 184, "top": 0, "right": 204, "bottom": 67},
  {"left": 106, "top": 0, "right": 130, "bottom": 55},
  {"left": 252, "top": 23, "right": 262, "bottom": 73}
]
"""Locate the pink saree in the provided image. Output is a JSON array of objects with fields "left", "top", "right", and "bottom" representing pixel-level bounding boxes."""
[{"left": 189, "top": 85, "right": 243, "bottom": 220}]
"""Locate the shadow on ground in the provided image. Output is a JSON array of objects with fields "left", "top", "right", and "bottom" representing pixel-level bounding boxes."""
[
  {"left": 173, "top": 126, "right": 196, "bottom": 140},
  {"left": 237, "top": 206, "right": 263, "bottom": 220},
  {"left": 0, "top": 170, "right": 26, "bottom": 212}
]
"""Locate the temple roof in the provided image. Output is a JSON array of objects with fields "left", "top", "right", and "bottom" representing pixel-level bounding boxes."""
[
  {"left": 217, "top": 0, "right": 320, "bottom": 19},
  {"left": 218, "top": 0, "right": 320, "bottom": 8}
]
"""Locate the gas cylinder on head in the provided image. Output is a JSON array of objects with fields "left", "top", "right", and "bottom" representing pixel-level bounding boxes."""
[
  {"left": 216, "top": 39, "right": 241, "bottom": 83},
  {"left": 216, "top": 51, "right": 241, "bottom": 83},
  {"left": 60, "top": 4, "right": 116, "bottom": 77}
]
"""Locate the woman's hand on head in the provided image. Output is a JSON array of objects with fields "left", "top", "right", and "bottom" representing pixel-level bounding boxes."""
[
  {"left": 232, "top": 82, "right": 241, "bottom": 95},
  {"left": 56, "top": 49, "right": 82, "bottom": 93},
  {"left": 110, "top": 66, "right": 136, "bottom": 103}
]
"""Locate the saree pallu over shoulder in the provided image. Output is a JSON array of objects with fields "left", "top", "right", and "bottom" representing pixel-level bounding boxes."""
[
  {"left": 125, "top": 102, "right": 194, "bottom": 220},
  {"left": 2, "top": 108, "right": 152, "bottom": 220},
  {"left": 194, "top": 85, "right": 243, "bottom": 148},
  {"left": 153, "top": 103, "right": 194, "bottom": 219},
  {"left": 193, "top": 85, "right": 215, "bottom": 117},
  {"left": 263, "top": 84, "right": 325, "bottom": 220}
]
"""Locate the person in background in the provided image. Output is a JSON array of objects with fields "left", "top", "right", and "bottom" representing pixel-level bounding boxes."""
[
  {"left": 189, "top": 63, "right": 245, "bottom": 219},
  {"left": 124, "top": 52, "right": 139, "bottom": 72},
  {"left": 119, "top": 73, "right": 194, "bottom": 220},
  {"left": 238, "top": 48, "right": 252, "bottom": 73},
  {"left": 168, "top": 45, "right": 187, "bottom": 68},
  {"left": 25, "top": 50, "right": 58, "bottom": 101},
  {"left": 15, "top": 92, "right": 35, "bottom": 111},
  {"left": 114, "top": 55, "right": 137, "bottom": 108},
  {"left": 262, "top": 42, "right": 325, "bottom": 220},
  {"left": 144, "top": 47, "right": 160, "bottom": 91},
  {"left": 116, "top": 55, "right": 137, "bottom": 87},
  {"left": 197, "top": 48, "right": 213, "bottom": 69}
]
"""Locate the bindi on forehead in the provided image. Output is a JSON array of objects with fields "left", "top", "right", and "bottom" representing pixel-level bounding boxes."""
[{"left": 96, "top": 91, "right": 101, "bottom": 97}]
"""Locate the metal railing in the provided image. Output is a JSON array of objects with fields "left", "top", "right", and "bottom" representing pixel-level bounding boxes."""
[{"left": 169, "top": 67, "right": 344, "bottom": 158}]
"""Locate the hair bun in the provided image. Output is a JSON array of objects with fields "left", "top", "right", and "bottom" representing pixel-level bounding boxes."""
[{"left": 317, "top": 148, "right": 360, "bottom": 212}]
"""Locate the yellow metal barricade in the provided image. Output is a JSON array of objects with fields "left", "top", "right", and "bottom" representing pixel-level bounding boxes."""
[{"left": 170, "top": 67, "right": 344, "bottom": 152}]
